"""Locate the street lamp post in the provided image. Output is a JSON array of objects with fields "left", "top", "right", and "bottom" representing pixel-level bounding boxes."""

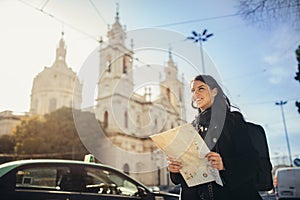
[
  {"left": 275, "top": 100, "right": 293, "bottom": 166},
  {"left": 187, "top": 30, "right": 213, "bottom": 74}
]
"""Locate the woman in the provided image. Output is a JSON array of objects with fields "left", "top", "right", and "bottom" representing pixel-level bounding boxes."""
[{"left": 167, "top": 75, "right": 262, "bottom": 200}]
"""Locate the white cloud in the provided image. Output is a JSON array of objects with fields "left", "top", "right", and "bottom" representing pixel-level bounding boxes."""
[
  {"left": 261, "top": 24, "right": 298, "bottom": 84},
  {"left": 263, "top": 55, "right": 280, "bottom": 65},
  {"left": 267, "top": 67, "right": 287, "bottom": 84}
]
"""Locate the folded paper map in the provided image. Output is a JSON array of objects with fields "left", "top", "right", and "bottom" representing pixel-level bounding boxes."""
[{"left": 150, "top": 123, "right": 223, "bottom": 187}]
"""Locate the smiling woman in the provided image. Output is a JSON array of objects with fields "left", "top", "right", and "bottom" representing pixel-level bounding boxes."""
[
  {"left": 168, "top": 74, "right": 262, "bottom": 200},
  {"left": 191, "top": 80, "right": 217, "bottom": 112}
]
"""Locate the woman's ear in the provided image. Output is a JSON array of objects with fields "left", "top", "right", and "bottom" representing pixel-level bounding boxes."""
[{"left": 212, "top": 88, "right": 218, "bottom": 97}]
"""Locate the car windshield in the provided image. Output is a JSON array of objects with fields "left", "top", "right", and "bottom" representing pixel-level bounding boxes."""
[
  {"left": 16, "top": 166, "right": 71, "bottom": 190},
  {"left": 82, "top": 166, "right": 139, "bottom": 196}
]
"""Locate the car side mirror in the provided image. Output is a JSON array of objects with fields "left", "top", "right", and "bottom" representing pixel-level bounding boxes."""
[{"left": 137, "top": 186, "right": 148, "bottom": 197}]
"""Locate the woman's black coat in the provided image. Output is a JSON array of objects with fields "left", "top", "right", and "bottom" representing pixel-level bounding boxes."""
[{"left": 170, "top": 110, "right": 262, "bottom": 200}]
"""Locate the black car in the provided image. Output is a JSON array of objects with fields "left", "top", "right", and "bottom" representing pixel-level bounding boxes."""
[{"left": 0, "top": 159, "right": 179, "bottom": 200}]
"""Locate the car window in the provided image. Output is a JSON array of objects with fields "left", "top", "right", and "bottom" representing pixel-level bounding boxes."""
[
  {"left": 82, "top": 167, "right": 139, "bottom": 196},
  {"left": 15, "top": 166, "right": 71, "bottom": 191}
]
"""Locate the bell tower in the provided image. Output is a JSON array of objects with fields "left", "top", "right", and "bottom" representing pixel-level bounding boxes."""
[
  {"left": 97, "top": 5, "right": 134, "bottom": 99},
  {"left": 160, "top": 49, "right": 185, "bottom": 119},
  {"left": 96, "top": 5, "right": 134, "bottom": 132}
]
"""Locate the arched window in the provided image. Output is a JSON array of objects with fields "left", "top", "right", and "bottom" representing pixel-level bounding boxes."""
[
  {"left": 106, "top": 61, "right": 111, "bottom": 72},
  {"left": 104, "top": 111, "right": 108, "bottom": 129},
  {"left": 123, "top": 163, "right": 130, "bottom": 175},
  {"left": 49, "top": 98, "right": 57, "bottom": 113},
  {"left": 124, "top": 111, "right": 128, "bottom": 128},
  {"left": 171, "top": 123, "right": 174, "bottom": 129},
  {"left": 179, "top": 88, "right": 182, "bottom": 102},
  {"left": 123, "top": 55, "right": 127, "bottom": 74},
  {"left": 106, "top": 55, "right": 112, "bottom": 72},
  {"left": 153, "top": 118, "right": 158, "bottom": 132},
  {"left": 166, "top": 88, "right": 171, "bottom": 100}
]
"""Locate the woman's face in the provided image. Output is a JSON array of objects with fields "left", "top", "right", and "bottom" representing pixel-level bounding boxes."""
[{"left": 191, "top": 80, "right": 217, "bottom": 112}]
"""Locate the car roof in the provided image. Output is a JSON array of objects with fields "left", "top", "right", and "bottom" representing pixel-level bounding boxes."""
[
  {"left": 0, "top": 159, "right": 119, "bottom": 177},
  {"left": 1, "top": 159, "right": 104, "bottom": 167},
  {"left": 0, "top": 159, "right": 152, "bottom": 192},
  {"left": 275, "top": 167, "right": 300, "bottom": 174}
]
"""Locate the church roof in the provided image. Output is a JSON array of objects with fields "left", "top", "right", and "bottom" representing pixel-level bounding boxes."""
[{"left": 31, "top": 33, "right": 81, "bottom": 92}]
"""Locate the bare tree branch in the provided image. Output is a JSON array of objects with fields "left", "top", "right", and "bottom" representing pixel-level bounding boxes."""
[{"left": 237, "top": 0, "right": 300, "bottom": 28}]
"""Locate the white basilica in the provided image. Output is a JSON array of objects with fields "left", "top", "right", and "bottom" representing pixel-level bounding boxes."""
[
  {"left": 0, "top": 33, "right": 82, "bottom": 136},
  {"left": 29, "top": 33, "right": 82, "bottom": 115},
  {"left": 93, "top": 10, "right": 187, "bottom": 185}
]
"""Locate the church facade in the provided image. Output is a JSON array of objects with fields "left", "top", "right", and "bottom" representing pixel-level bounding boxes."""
[{"left": 94, "top": 10, "right": 187, "bottom": 185}]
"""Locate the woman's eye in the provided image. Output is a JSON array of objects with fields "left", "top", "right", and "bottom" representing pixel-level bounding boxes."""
[{"left": 191, "top": 86, "right": 205, "bottom": 93}]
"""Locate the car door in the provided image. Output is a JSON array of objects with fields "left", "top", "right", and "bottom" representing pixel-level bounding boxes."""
[
  {"left": 277, "top": 168, "right": 297, "bottom": 199},
  {"left": 78, "top": 165, "right": 155, "bottom": 200},
  {"left": 293, "top": 168, "right": 300, "bottom": 198},
  {"left": 7, "top": 164, "right": 81, "bottom": 200}
]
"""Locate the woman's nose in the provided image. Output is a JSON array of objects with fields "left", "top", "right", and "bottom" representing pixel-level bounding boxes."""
[{"left": 192, "top": 93, "right": 198, "bottom": 100}]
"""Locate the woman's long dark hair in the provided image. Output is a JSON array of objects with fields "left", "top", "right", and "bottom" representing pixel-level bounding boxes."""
[
  {"left": 191, "top": 75, "right": 232, "bottom": 149},
  {"left": 191, "top": 74, "right": 231, "bottom": 113}
]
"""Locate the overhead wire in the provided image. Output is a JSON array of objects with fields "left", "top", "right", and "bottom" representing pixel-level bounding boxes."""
[
  {"left": 88, "top": 0, "right": 108, "bottom": 25},
  {"left": 18, "top": 0, "right": 157, "bottom": 67},
  {"left": 18, "top": 0, "right": 98, "bottom": 42},
  {"left": 154, "top": 2, "right": 300, "bottom": 28},
  {"left": 40, "top": 0, "right": 50, "bottom": 11},
  {"left": 223, "top": 68, "right": 268, "bottom": 82},
  {"left": 155, "top": 13, "right": 241, "bottom": 27},
  {"left": 239, "top": 96, "right": 300, "bottom": 106}
]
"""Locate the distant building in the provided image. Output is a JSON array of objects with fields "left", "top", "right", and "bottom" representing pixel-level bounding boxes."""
[
  {"left": 0, "top": 111, "right": 27, "bottom": 137},
  {"left": 94, "top": 9, "right": 186, "bottom": 186},
  {"left": 0, "top": 34, "right": 82, "bottom": 138},
  {"left": 29, "top": 33, "right": 82, "bottom": 115}
]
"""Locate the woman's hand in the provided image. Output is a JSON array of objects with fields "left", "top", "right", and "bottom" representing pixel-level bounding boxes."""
[
  {"left": 205, "top": 152, "right": 225, "bottom": 171},
  {"left": 167, "top": 157, "right": 182, "bottom": 173}
]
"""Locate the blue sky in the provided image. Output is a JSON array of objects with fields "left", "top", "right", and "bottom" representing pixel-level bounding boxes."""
[{"left": 0, "top": 0, "right": 299, "bottom": 165}]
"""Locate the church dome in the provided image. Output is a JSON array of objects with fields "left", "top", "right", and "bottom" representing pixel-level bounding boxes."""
[{"left": 30, "top": 33, "right": 82, "bottom": 115}]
